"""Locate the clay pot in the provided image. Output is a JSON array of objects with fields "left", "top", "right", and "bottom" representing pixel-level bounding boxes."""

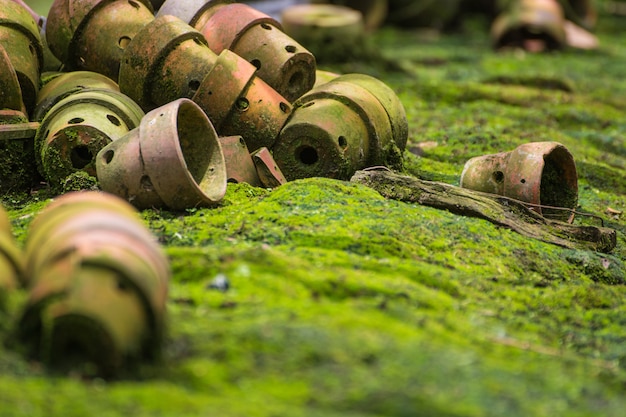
[
  {"left": 0, "top": 0, "right": 44, "bottom": 114},
  {"left": 18, "top": 191, "right": 169, "bottom": 376},
  {"left": 491, "top": 0, "right": 566, "bottom": 52},
  {"left": 35, "top": 89, "right": 144, "bottom": 186},
  {"left": 460, "top": 141, "right": 578, "bottom": 220},
  {"left": 219, "top": 135, "right": 263, "bottom": 187},
  {"left": 195, "top": 2, "right": 316, "bottom": 102},
  {"left": 0, "top": 107, "right": 39, "bottom": 194},
  {"left": 96, "top": 98, "right": 227, "bottom": 210},
  {"left": 46, "top": 0, "right": 155, "bottom": 79},
  {"left": 251, "top": 147, "right": 288, "bottom": 188},
  {"left": 281, "top": 4, "right": 365, "bottom": 63},
  {"left": 272, "top": 73, "right": 406, "bottom": 180},
  {"left": 118, "top": 15, "right": 217, "bottom": 112},
  {"left": 34, "top": 71, "right": 120, "bottom": 121},
  {"left": 0, "top": 44, "right": 27, "bottom": 115},
  {"left": 311, "top": 0, "right": 388, "bottom": 31},
  {"left": 192, "top": 49, "right": 292, "bottom": 152}
]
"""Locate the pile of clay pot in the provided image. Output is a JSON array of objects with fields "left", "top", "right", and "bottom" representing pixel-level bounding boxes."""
[
  {"left": 0, "top": 0, "right": 408, "bottom": 377},
  {"left": 0, "top": 0, "right": 409, "bottom": 210}
]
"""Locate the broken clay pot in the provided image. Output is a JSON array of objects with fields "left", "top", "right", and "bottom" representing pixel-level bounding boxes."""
[
  {"left": 219, "top": 135, "right": 263, "bottom": 187},
  {"left": 460, "top": 141, "right": 578, "bottom": 220}
]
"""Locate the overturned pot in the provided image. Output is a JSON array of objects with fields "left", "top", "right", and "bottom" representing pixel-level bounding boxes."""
[
  {"left": 96, "top": 98, "right": 227, "bottom": 210},
  {"left": 460, "top": 141, "right": 578, "bottom": 220},
  {"left": 18, "top": 191, "right": 169, "bottom": 377}
]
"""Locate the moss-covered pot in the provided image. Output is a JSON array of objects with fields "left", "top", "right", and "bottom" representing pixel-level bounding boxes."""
[{"left": 35, "top": 89, "right": 144, "bottom": 186}]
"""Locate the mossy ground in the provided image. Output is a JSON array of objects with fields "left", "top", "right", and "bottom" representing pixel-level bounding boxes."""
[{"left": 2, "top": 4, "right": 626, "bottom": 416}]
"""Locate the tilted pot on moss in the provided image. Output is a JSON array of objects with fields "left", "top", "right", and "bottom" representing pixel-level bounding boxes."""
[
  {"left": 119, "top": 14, "right": 292, "bottom": 152},
  {"left": 35, "top": 88, "right": 144, "bottom": 187},
  {"left": 96, "top": 98, "right": 227, "bottom": 210},
  {"left": 45, "top": 0, "right": 155, "bottom": 80},
  {"left": 460, "top": 141, "right": 578, "bottom": 221},
  {"left": 491, "top": 0, "right": 566, "bottom": 52},
  {"left": 272, "top": 73, "right": 407, "bottom": 181},
  {"left": 0, "top": 0, "right": 44, "bottom": 114},
  {"left": 17, "top": 191, "right": 170, "bottom": 377}
]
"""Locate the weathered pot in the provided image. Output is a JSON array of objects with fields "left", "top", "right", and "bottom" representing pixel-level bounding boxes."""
[
  {"left": 196, "top": 2, "right": 316, "bottom": 102},
  {"left": 311, "top": 0, "right": 388, "bottom": 31},
  {"left": 491, "top": 0, "right": 566, "bottom": 52},
  {"left": 193, "top": 49, "right": 292, "bottom": 152},
  {"left": 219, "top": 135, "right": 263, "bottom": 187},
  {"left": 46, "top": 0, "right": 155, "bottom": 79},
  {"left": 34, "top": 71, "right": 120, "bottom": 122},
  {"left": 18, "top": 191, "right": 169, "bottom": 376},
  {"left": 118, "top": 14, "right": 217, "bottom": 112},
  {"left": 0, "top": 0, "right": 44, "bottom": 114},
  {"left": 0, "top": 44, "right": 27, "bottom": 115},
  {"left": 460, "top": 141, "right": 578, "bottom": 220},
  {"left": 272, "top": 73, "right": 402, "bottom": 180},
  {"left": 281, "top": 4, "right": 364, "bottom": 63},
  {"left": 271, "top": 96, "right": 370, "bottom": 180},
  {"left": 334, "top": 73, "right": 408, "bottom": 152},
  {"left": 313, "top": 69, "right": 341, "bottom": 88},
  {"left": 35, "top": 89, "right": 144, "bottom": 186},
  {"left": 0, "top": 205, "right": 24, "bottom": 292},
  {"left": 96, "top": 98, "right": 227, "bottom": 210}
]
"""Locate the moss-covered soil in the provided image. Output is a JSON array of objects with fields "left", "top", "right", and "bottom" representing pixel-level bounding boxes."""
[{"left": 2, "top": 6, "right": 626, "bottom": 417}]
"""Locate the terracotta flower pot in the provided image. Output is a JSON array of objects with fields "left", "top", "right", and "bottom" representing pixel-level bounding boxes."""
[
  {"left": 35, "top": 89, "right": 144, "bottom": 185},
  {"left": 195, "top": 2, "right": 316, "bottom": 102},
  {"left": 281, "top": 4, "right": 365, "bottom": 63},
  {"left": 96, "top": 98, "right": 227, "bottom": 210},
  {"left": 311, "top": 0, "right": 388, "bottom": 31},
  {"left": 18, "top": 191, "right": 169, "bottom": 376},
  {"left": 272, "top": 73, "right": 406, "bottom": 180},
  {"left": 45, "top": 0, "right": 155, "bottom": 79},
  {"left": 219, "top": 135, "right": 263, "bottom": 187},
  {"left": 34, "top": 71, "right": 120, "bottom": 122},
  {"left": 118, "top": 14, "right": 218, "bottom": 112},
  {"left": 0, "top": 0, "right": 44, "bottom": 114},
  {"left": 192, "top": 49, "right": 292, "bottom": 152},
  {"left": 460, "top": 141, "right": 578, "bottom": 220},
  {"left": 491, "top": 0, "right": 566, "bottom": 52}
]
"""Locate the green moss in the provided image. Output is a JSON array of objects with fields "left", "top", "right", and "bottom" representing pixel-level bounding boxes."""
[{"left": 1, "top": 10, "right": 626, "bottom": 417}]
